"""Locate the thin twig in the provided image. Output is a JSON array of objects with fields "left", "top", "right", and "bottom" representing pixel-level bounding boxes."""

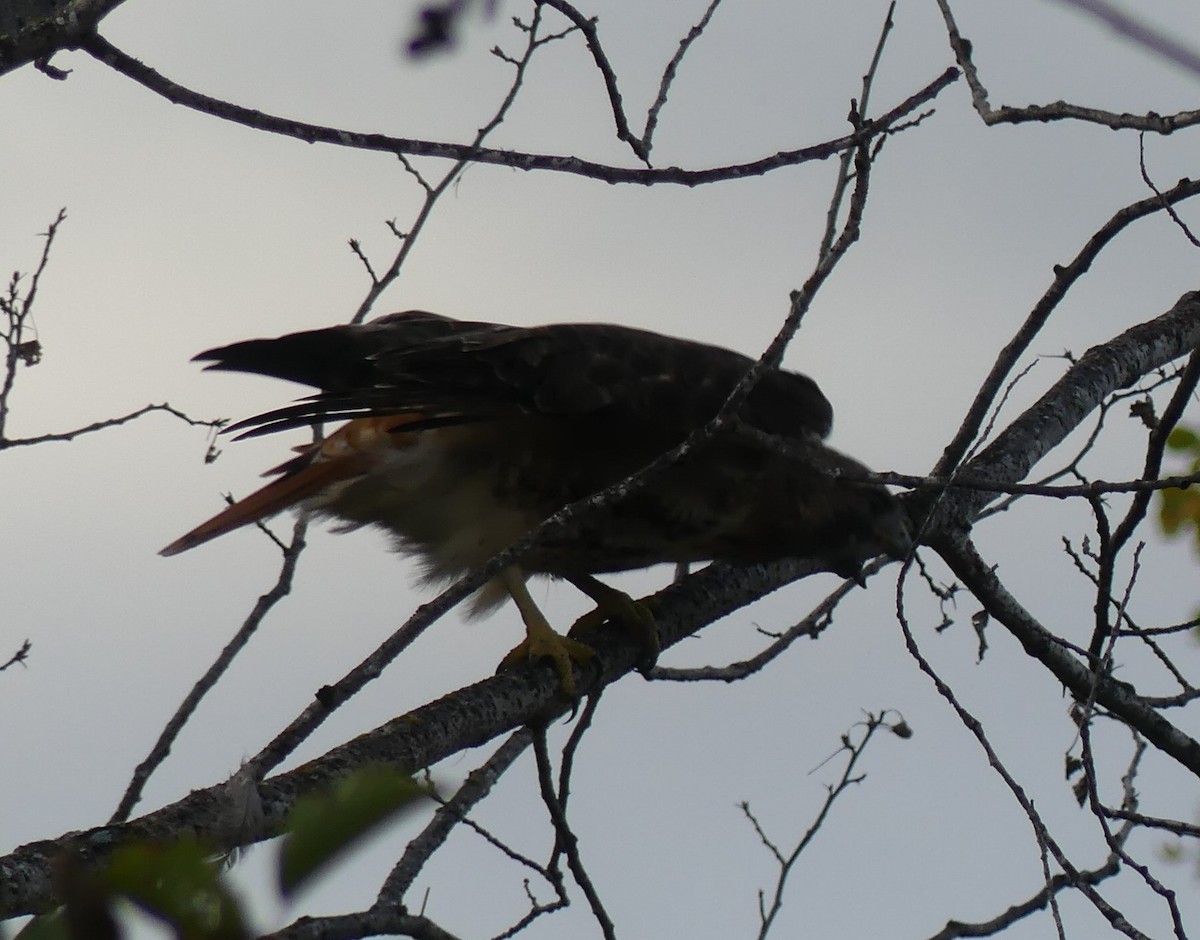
[
  {"left": 896, "top": 550, "right": 1153, "bottom": 939},
  {"left": 1078, "top": 717, "right": 1185, "bottom": 938},
  {"left": 924, "top": 857, "right": 1121, "bottom": 940},
  {"left": 934, "top": 179, "right": 1200, "bottom": 478},
  {"left": 350, "top": 4, "right": 566, "bottom": 325},
  {"left": 0, "top": 209, "right": 66, "bottom": 440},
  {"left": 110, "top": 516, "right": 309, "bottom": 823},
  {"left": 532, "top": 726, "right": 615, "bottom": 940},
  {"left": 79, "top": 30, "right": 957, "bottom": 187},
  {"left": 748, "top": 711, "right": 902, "bottom": 939},
  {"left": 1088, "top": 348, "right": 1200, "bottom": 657},
  {"left": 0, "top": 402, "right": 225, "bottom": 451},
  {"left": 640, "top": 0, "right": 724, "bottom": 155},
  {"left": 0, "top": 639, "right": 31, "bottom": 672},
  {"left": 649, "top": 562, "right": 873, "bottom": 681},
  {"left": 1138, "top": 134, "right": 1200, "bottom": 246},
  {"left": 378, "top": 730, "right": 534, "bottom": 903}
]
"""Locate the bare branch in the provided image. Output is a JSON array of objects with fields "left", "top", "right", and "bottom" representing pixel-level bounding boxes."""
[
  {"left": 539, "top": 0, "right": 726, "bottom": 162},
  {"left": 262, "top": 907, "right": 465, "bottom": 940},
  {"left": 0, "top": 639, "right": 31, "bottom": 672},
  {"left": 934, "top": 537, "right": 1200, "bottom": 780},
  {"left": 1103, "top": 808, "right": 1200, "bottom": 840},
  {"left": 639, "top": 0, "right": 724, "bottom": 155},
  {"left": 0, "top": 208, "right": 66, "bottom": 440},
  {"left": 349, "top": 3, "right": 559, "bottom": 325},
  {"left": 896, "top": 552, "right": 1154, "bottom": 939},
  {"left": 748, "top": 711, "right": 903, "bottom": 939},
  {"left": 0, "top": 402, "right": 225, "bottom": 450},
  {"left": 935, "top": 182, "right": 1200, "bottom": 478},
  {"left": 533, "top": 723, "right": 614, "bottom": 940},
  {"left": 1138, "top": 134, "right": 1200, "bottom": 246},
  {"left": 537, "top": 0, "right": 648, "bottom": 161},
  {"left": 818, "top": 2, "right": 896, "bottom": 260},
  {"left": 78, "top": 29, "right": 957, "bottom": 187},
  {"left": 925, "top": 290, "right": 1200, "bottom": 532},
  {"left": 110, "top": 516, "right": 309, "bottom": 824},
  {"left": 935, "top": 0, "right": 1200, "bottom": 130},
  {"left": 650, "top": 561, "right": 868, "bottom": 682},
  {"left": 924, "top": 858, "right": 1120, "bottom": 940},
  {"left": 378, "top": 730, "right": 533, "bottom": 903}
]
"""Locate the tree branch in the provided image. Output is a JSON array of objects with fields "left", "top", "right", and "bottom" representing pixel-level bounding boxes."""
[
  {"left": 0, "top": 552, "right": 850, "bottom": 918},
  {"left": 935, "top": 182, "right": 1200, "bottom": 478},
  {"left": 934, "top": 536, "right": 1200, "bottom": 779},
  {"left": 934, "top": 0, "right": 1200, "bottom": 130},
  {"left": 0, "top": 0, "right": 126, "bottom": 77},
  {"left": 924, "top": 290, "right": 1200, "bottom": 533},
  {"left": 110, "top": 517, "right": 309, "bottom": 824},
  {"left": 78, "top": 29, "right": 957, "bottom": 187}
]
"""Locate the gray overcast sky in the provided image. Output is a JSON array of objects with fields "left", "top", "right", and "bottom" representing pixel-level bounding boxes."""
[{"left": 4, "top": 1, "right": 1200, "bottom": 937}]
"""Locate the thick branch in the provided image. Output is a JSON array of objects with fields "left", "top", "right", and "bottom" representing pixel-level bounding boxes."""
[
  {"left": 0, "top": 554, "right": 837, "bottom": 918},
  {"left": 936, "top": 180, "right": 1200, "bottom": 476},
  {"left": 0, "top": 0, "right": 126, "bottom": 77},
  {"left": 934, "top": 537, "right": 1200, "bottom": 779},
  {"left": 923, "top": 290, "right": 1200, "bottom": 534}
]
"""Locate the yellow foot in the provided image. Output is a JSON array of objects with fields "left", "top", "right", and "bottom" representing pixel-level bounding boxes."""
[
  {"left": 499, "top": 566, "right": 597, "bottom": 696},
  {"left": 567, "top": 577, "right": 660, "bottom": 673},
  {"left": 498, "top": 623, "right": 596, "bottom": 696}
]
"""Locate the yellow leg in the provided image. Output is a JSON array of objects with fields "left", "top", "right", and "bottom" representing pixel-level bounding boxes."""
[
  {"left": 567, "top": 575, "right": 660, "bottom": 669},
  {"left": 498, "top": 567, "right": 595, "bottom": 695}
]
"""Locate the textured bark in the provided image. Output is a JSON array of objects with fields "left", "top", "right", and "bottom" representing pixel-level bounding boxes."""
[
  {"left": 924, "top": 290, "right": 1200, "bottom": 533},
  {"left": 0, "top": 554, "right": 825, "bottom": 918},
  {"left": 0, "top": 0, "right": 127, "bottom": 77}
]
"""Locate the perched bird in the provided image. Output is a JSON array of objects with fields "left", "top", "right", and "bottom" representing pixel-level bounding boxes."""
[{"left": 162, "top": 311, "right": 910, "bottom": 691}]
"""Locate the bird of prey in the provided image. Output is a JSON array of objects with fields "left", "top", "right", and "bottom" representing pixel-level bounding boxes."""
[{"left": 162, "top": 311, "right": 910, "bottom": 691}]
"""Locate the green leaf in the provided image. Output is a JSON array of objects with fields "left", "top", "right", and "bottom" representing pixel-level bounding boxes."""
[
  {"left": 1160, "top": 485, "right": 1200, "bottom": 536},
  {"left": 104, "top": 840, "right": 248, "bottom": 940},
  {"left": 1166, "top": 427, "right": 1200, "bottom": 452},
  {"left": 279, "top": 768, "right": 433, "bottom": 896},
  {"left": 14, "top": 911, "right": 72, "bottom": 940}
]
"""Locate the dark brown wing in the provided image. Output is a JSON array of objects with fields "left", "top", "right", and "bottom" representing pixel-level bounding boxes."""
[{"left": 196, "top": 311, "right": 834, "bottom": 444}]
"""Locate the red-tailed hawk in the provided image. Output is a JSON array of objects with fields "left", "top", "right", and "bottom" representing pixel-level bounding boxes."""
[{"left": 163, "top": 312, "right": 910, "bottom": 690}]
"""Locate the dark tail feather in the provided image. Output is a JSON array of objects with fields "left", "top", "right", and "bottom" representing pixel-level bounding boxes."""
[{"left": 196, "top": 327, "right": 373, "bottom": 391}]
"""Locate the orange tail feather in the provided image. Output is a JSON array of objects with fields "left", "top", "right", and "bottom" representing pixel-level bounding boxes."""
[
  {"left": 160, "top": 415, "right": 422, "bottom": 556},
  {"left": 159, "top": 452, "right": 363, "bottom": 556}
]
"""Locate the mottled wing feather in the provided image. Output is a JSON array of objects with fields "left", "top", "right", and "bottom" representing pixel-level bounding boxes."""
[{"left": 197, "top": 313, "right": 833, "bottom": 446}]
